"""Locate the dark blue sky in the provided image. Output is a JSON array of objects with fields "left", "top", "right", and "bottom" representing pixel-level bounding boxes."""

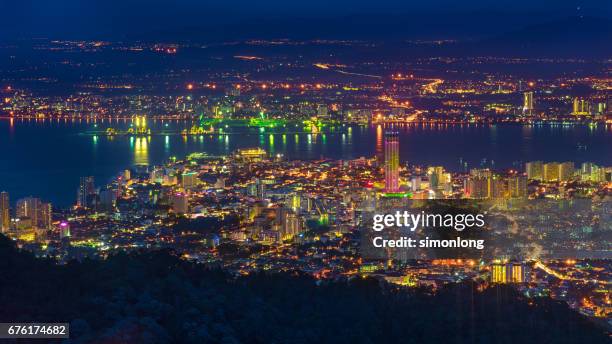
[{"left": 1, "top": 0, "right": 610, "bottom": 40}]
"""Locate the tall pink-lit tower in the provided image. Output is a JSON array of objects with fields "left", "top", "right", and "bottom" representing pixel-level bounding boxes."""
[{"left": 384, "top": 130, "right": 400, "bottom": 193}]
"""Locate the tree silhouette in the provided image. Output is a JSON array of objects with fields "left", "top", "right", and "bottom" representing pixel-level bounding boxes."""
[{"left": 0, "top": 235, "right": 607, "bottom": 343}]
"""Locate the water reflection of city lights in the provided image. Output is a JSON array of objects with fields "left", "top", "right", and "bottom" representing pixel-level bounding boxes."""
[{"left": 134, "top": 137, "right": 149, "bottom": 165}]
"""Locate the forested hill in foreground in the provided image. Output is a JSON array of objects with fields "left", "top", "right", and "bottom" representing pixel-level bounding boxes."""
[{"left": 0, "top": 235, "right": 608, "bottom": 343}]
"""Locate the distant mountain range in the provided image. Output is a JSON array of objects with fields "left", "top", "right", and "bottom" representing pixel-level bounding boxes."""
[
  {"left": 476, "top": 16, "right": 612, "bottom": 57},
  {"left": 143, "top": 14, "right": 611, "bottom": 58},
  {"left": 2, "top": 9, "right": 610, "bottom": 58}
]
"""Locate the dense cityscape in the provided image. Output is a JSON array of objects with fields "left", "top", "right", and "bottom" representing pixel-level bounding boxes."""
[
  {"left": 1, "top": 39, "right": 611, "bottom": 126},
  {"left": 0, "top": 124, "right": 610, "bottom": 329}
]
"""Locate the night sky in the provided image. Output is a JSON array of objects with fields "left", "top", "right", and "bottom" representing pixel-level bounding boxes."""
[{"left": 1, "top": 0, "right": 610, "bottom": 40}]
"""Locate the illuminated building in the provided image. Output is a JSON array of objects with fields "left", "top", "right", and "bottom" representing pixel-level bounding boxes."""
[
  {"left": 234, "top": 148, "right": 267, "bottom": 163},
  {"left": 163, "top": 175, "right": 178, "bottom": 186},
  {"left": 250, "top": 178, "right": 272, "bottom": 199},
  {"left": 427, "top": 166, "right": 450, "bottom": 191},
  {"left": 491, "top": 262, "right": 507, "bottom": 283},
  {"left": 581, "top": 162, "right": 595, "bottom": 181},
  {"left": 384, "top": 130, "right": 400, "bottom": 193},
  {"left": 573, "top": 97, "right": 590, "bottom": 115},
  {"left": 16, "top": 198, "right": 35, "bottom": 224},
  {"left": 490, "top": 176, "right": 507, "bottom": 198},
  {"left": 558, "top": 162, "right": 575, "bottom": 182},
  {"left": 543, "top": 162, "right": 560, "bottom": 182},
  {"left": 281, "top": 211, "right": 302, "bottom": 240},
  {"left": 150, "top": 167, "right": 165, "bottom": 183},
  {"left": 509, "top": 262, "right": 529, "bottom": 283},
  {"left": 507, "top": 175, "right": 527, "bottom": 198},
  {"left": 16, "top": 197, "right": 51, "bottom": 230},
  {"left": 467, "top": 173, "right": 525, "bottom": 199},
  {"left": 595, "top": 102, "right": 607, "bottom": 115},
  {"left": 470, "top": 168, "right": 492, "bottom": 179},
  {"left": 248, "top": 201, "right": 266, "bottom": 221},
  {"left": 77, "top": 176, "right": 95, "bottom": 208},
  {"left": 429, "top": 171, "right": 439, "bottom": 189},
  {"left": 0, "top": 191, "right": 10, "bottom": 232},
  {"left": 465, "top": 169, "right": 493, "bottom": 199},
  {"left": 181, "top": 171, "right": 198, "bottom": 190},
  {"left": 359, "top": 263, "right": 383, "bottom": 273},
  {"left": 15, "top": 218, "right": 33, "bottom": 231},
  {"left": 580, "top": 162, "right": 607, "bottom": 182},
  {"left": 172, "top": 193, "right": 189, "bottom": 214},
  {"left": 288, "top": 194, "right": 301, "bottom": 212},
  {"left": 99, "top": 189, "right": 116, "bottom": 213},
  {"left": 466, "top": 176, "right": 490, "bottom": 199},
  {"left": 526, "top": 161, "right": 543, "bottom": 180},
  {"left": 38, "top": 202, "right": 52, "bottom": 231},
  {"left": 491, "top": 261, "right": 529, "bottom": 283},
  {"left": 580, "top": 162, "right": 611, "bottom": 183},
  {"left": 59, "top": 221, "right": 71, "bottom": 239},
  {"left": 302, "top": 195, "right": 314, "bottom": 213},
  {"left": 411, "top": 176, "right": 421, "bottom": 192},
  {"left": 522, "top": 91, "right": 534, "bottom": 115}
]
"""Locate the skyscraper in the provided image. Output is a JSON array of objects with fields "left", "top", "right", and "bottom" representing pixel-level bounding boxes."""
[
  {"left": 99, "top": 189, "right": 116, "bottom": 213},
  {"left": 491, "top": 262, "right": 507, "bottom": 283},
  {"left": 490, "top": 176, "right": 507, "bottom": 199},
  {"left": 281, "top": 211, "right": 302, "bottom": 240},
  {"left": 491, "top": 261, "right": 529, "bottom": 284},
  {"left": 254, "top": 178, "right": 266, "bottom": 199},
  {"left": 181, "top": 171, "right": 198, "bottom": 190},
  {"left": 522, "top": 91, "right": 534, "bottom": 115},
  {"left": 384, "top": 130, "right": 400, "bottom": 193},
  {"left": 526, "top": 161, "right": 544, "bottom": 180},
  {"left": 465, "top": 176, "right": 490, "bottom": 199},
  {"left": 464, "top": 169, "right": 503, "bottom": 199},
  {"left": 77, "top": 176, "right": 95, "bottom": 207},
  {"left": 573, "top": 97, "right": 590, "bottom": 115},
  {"left": 0, "top": 192, "right": 10, "bottom": 232},
  {"left": 16, "top": 197, "right": 52, "bottom": 230},
  {"left": 38, "top": 202, "right": 52, "bottom": 230},
  {"left": 543, "top": 162, "right": 560, "bottom": 182},
  {"left": 16, "top": 197, "right": 37, "bottom": 222},
  {"left": 507, "top": 175, "right": 528, "bottom": 198},
  {"left": 172, "top": 192, "right": 189, "bottom": 214},
  {"left": 580, "top": 162, "right": 606, "bottom": 182},
  {"left": 558, "top": 162, "right": 575, "bottom": 182}
]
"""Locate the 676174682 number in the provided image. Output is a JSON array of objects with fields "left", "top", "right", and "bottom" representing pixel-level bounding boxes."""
[{"left": 0, "top": 323, "right": 69, "bottom": 338}]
